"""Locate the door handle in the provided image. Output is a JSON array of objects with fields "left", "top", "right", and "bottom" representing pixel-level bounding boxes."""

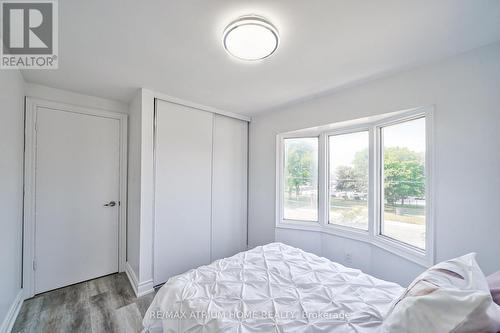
[{"left": 104, "top": 201, "right": 117, "bottom": 207}]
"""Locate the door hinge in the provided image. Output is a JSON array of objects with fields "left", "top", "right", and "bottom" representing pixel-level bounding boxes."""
[{"left": 32, "top": 260, "right": 37, "bottom": 271}]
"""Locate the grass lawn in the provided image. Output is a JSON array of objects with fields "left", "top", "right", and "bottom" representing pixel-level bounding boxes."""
[
  {"left": 383, "top": 204, "right": 425, "bottom": 224},
  {"left": 284, "top": 196, "right": 425, "bottom": 225},
  {"left": 330, "top": 198, "right": 425, "bottom": 225}
]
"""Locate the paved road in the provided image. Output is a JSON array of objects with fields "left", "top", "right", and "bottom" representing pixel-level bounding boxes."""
[
  {"left": 284, "top": 208, "right": 425, "bottom": 249},
  {"left": 384, "top": 220, "right": 425, "bottom": 249}
]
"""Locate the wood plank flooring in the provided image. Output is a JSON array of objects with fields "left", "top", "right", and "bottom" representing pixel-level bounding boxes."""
[{"left": 12, "top": 273, "right": 157, "bottom": 333}]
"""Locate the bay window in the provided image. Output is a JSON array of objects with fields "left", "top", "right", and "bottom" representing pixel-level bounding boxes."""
[{"left": 277, "top": 107, "right": 433, "bottom": 265}]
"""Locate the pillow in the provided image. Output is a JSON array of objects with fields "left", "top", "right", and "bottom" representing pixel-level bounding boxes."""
[
  {"left": 383, "top": 253, "right": 500, "bottom": 333},
  {"left": 487, "top": 271, "right": 500, "bottom": 306}
]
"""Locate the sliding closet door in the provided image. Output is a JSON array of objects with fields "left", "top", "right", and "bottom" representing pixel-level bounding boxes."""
[
  {"left": 211, "top": 115, "right": 248, "bottom": 260},
  {"left": 154, "top": 100, "right": 213, "bottom": 285}
]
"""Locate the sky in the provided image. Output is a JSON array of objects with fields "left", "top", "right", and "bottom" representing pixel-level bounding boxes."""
[
  {"left": 285, "top": 117, "right": 426, "bottom": 173},
  {"left": 383, "top": 117, "right": 426, "bottom": 152},
  {"left": 330, "top": 117, "right": 426, "bottom": 169},
  {"left": 330, "top": 131, "right": 368, "bottom": 169}
]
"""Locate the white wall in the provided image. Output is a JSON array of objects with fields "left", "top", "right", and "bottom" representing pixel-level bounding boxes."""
[
  {"left": 126, "top": 89, "right": 155, "bottom": 295},
  {"left": 248, "top": 41, "right": 500, "bottom": 286},
  {"left": 138, "top": 90, "right": 155, "bottom": 288},
  {"left": 127, "top": 91, "right": 142, "bottom": 277},
  {"left": 126, "top": 89, "right": 155, "bottom": 288},
  {"left": 0, "top": 70, "right": 25, "bottom": 329}
]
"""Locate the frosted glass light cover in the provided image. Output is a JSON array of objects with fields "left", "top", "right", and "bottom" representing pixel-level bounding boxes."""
[{"left": 223, "top": 16, "right": 279, "bottom": 61}]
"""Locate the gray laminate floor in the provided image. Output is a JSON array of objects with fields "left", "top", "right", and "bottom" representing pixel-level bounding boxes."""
[{"left": 12, "top": 273, "right": 157, "bottom": 333}]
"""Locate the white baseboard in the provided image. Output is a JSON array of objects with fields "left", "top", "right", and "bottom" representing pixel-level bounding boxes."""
[
  {"left": 125, "top": 262, "right": 154, "bottom": 297},
  {"left": 0, "top": 289, "right": 24, "bottom": 333}
]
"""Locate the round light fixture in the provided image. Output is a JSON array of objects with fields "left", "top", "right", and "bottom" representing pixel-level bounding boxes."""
[{"left": 223, "top": 15, "right": 279, "bottom": 61}]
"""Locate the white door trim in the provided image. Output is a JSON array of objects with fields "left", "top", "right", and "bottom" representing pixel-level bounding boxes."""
[{"left": 23, "top": 97, "right": 128, "bottom": 299}]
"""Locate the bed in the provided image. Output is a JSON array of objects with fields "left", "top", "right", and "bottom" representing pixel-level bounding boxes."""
[{"left": 143, "top": 243, "right": 404, "bottom": 333}]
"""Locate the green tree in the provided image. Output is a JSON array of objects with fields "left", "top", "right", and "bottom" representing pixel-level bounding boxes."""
[
  {"left": 335, "top": 166, "right": 357, "bottom": 193},
  {"left": 335, "top": 148, "right": 368, "bottom": 194},
  {"left": 286, "top": 141, "right": 315, "bottom": 197},
  {"left": 335, "top": 147, "right": 424, "bottom": 205},
  {"left": 352, "top": 148, "right": 368, "bottom": 193},
  {"left": 383, "top": 147, "right": 424, "bottom": 205}
]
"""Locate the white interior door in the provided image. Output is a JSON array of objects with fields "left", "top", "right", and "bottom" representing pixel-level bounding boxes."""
[
  {"left": 154, "top": 100, "right": 213, "bottom": 285},
  {"left": 34, "top": 107, "right": 120, "bottom": 294}
]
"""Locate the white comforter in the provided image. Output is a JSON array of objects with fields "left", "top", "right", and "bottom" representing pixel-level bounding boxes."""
[{"left": 143, "top": 243, "right": 404, "bottom": 333}]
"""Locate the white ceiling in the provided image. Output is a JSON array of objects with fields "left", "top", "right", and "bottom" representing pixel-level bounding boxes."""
[{"left": 22, "top": 0, "right": 500, "bottom": 115}]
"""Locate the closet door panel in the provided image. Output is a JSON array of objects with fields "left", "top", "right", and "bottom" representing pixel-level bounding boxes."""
[
  {"left": 211, "top": 115, "right": 248, "bottom": 260},
  {"left": 154, "top": 100, "right": 213, "bottom": 285}
]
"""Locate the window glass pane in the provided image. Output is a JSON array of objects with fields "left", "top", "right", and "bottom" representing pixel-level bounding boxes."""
[
  {"left": 283, "top": 137, "right": 318, "bottom": 221},
  {"left": 329, "top": 131, "right": 369, "bottom": 229},
  {"left": 381, "top": 117, "right": 426, "bottom": 249}
]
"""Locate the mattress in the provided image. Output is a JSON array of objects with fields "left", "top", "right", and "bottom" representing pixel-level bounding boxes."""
[{"left": 143, "top": 243, "right": 404, "bottom": 333}]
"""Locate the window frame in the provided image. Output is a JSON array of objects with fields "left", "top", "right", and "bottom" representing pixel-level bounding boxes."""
[
  {"left": 277, "top": 133, "right": 321, "bottom": 227},
  {"left": 276, "top": 107, "right": 434, "bottom": 267},
  {"left": 325, "top": 126, "right": 371, "bottom": 234}
]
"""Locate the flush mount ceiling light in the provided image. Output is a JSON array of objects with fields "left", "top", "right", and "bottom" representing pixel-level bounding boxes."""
[{"left": 223, "top": 15, "right": 279, "bottom": 61}]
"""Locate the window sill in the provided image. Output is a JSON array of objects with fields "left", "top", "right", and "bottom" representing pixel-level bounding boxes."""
[
  {"left": 276, "top": 222, "right": 432, "bottom": 267},
  {"left": 277, "top": 220, "right": 322, "bottom": 232},
  {"left": 372, "top": 235, "right": 431, "bottom": 267}
]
